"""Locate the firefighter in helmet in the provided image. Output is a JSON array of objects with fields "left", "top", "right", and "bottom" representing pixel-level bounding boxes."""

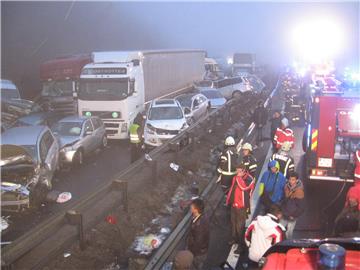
[
  {"left": 270, "top": 141, "right": 295, "bottom": 178},
  {"left": 273, "top": 118, "right": 295, "bottom": 152},
  {"left": 129, "top": 113, "right": 143, "bottom": 163},
  {"left": 239, "top": 143, "right": 258, "bottom": 179},
  {"left": 217, "top": 136, "right": 238, "bottom": 194}
]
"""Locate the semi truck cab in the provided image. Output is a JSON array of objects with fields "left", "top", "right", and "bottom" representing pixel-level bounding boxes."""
[{"left": 78, "top": 52, "right": 144, "bottom": 140}]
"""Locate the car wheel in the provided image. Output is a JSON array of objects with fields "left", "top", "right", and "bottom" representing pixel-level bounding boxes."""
[
  {"left": 73, "top": 149, "right": 84, "bottom": 167},
  {"left": 101, "top": 136, "right": 108, "bottom": 149},
  {"left": 30, "top": 184, "right": 48, "bottom": 209}
]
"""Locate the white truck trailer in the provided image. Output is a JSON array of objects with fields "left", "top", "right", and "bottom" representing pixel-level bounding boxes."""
[
  {"left": 77, "top": 50, "right": 205, "bottom": 139},
  {"left": 232, "top": 53, "right": 256, "bottom": 75}
]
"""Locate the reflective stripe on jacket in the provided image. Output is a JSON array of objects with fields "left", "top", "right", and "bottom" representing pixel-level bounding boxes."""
[
  {"left": 217, "top": 149, "right": 237, "bottom": 176},
  {"left": 129, "top": 123, "right": 141, "bottom": 143},
  {"left": 270, "top": 152, "right": 295, "bottom": 178}
]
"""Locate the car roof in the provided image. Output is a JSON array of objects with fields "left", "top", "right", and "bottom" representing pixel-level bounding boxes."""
[
  {"left": 58, "top": 115, "right": 90, "bottom": 123},
  {"left": 2, "top": 126, "right": 48, "bottom": 145},
  {"left": 17, "top": 112, "right": 57, "bottom": 122},
  {"left": 152, "top": 99, "right": 179, "bottom": 107},
  {"left": 176, "top": 93, "right": 198, "bottom": 99}
]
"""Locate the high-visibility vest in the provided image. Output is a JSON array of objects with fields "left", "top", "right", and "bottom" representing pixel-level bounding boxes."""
[
  {"left": 129, "top": 123, "right": 141, "bottom": 144},
  {"left": 354, "top": 150, "right": 360, "bottom": 180}
]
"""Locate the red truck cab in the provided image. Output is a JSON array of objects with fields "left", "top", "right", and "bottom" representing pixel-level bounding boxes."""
[{"left": 39, "top": 54, "right": 91, "bottom": 114}]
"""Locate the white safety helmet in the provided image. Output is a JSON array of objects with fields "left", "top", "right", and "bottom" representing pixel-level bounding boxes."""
[
  {"left": 281, "top": 117, "right": 289, "bottom": 128},
  {"left": 281, "top": 141, "right": 292, "bottom": 152},
  {"left": 225, "top": 136, "right": 235, "bottom": 146},
  {"left": 242, "top": 143, "right": 253, "bottom": 152}
]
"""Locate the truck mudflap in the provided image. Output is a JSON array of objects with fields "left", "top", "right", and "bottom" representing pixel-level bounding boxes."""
[{"left": 309, "top": 175, "right": 354, "bottom": 182}]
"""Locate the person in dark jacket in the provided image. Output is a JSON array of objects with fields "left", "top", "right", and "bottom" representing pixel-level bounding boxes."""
[
  {"left": 239, "top": 143, "right": 258, "bottom": 179},
  {"left": 259, "top": 160, "right": 286, "bottom": 214},
  {"left": 269, "top": 111, "right": 282, "bottom": 152},
  {"left": 187, "top": 198, "right": 209, "bottom": 270},
  {"left": 226, "top": 164, "right": 255, "bottom": 252},
  {"left": 280, "top": 172, "right": 305, "bottom": 239},
  {"left": 217, "top": 136, "right": 238, "bottom": 195},
  {"left": 334, "top": 185, "right": 360, "bottom": 237},
  {"left": 270, "top": 141, "right": 295, "bottom": 178},
  {"left": 253, "top": 100, "right": 268, "bottom": 145}
]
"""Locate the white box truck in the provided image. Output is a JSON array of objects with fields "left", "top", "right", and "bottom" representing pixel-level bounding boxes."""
[{"left": 77, "top": 50, "right": 205, "bottom": 139}]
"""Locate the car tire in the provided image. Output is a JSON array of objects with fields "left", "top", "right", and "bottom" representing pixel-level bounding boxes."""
[
  {"left": 73, "top": 149, "right": 84, "bottom": 167},
  {"left": 101, "top": 136, "right": 108, "bottom": 149},
  {"left": 30, "top": 184, "right": 48, "bottom": 209}
]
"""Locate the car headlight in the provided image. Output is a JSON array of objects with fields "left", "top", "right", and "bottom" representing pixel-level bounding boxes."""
[{"left": 146, "top": 124, "right": 156, "bottom": 135}]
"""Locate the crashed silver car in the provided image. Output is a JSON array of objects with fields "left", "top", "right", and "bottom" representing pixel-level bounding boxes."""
[
  {"left": 51, "top": 116, "right": 107, "bottom": 167},
  {"left": 1, "top": 126, "right": 59, "bottom": 210},
  {"left": 1, "top": 144, "right": 48, "bottom": 211}
]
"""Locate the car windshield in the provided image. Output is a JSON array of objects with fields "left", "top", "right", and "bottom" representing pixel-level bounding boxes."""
[
  {"left": 201, "top": 90, "right": 223, "bottom": 99},
  {"left": 79, "top": 79, "right": 129, "bottom": 101},
  {"left": 148, "top": 107, "right": 183, "bottom": 120},
  {"left": 42, "top": 80, "right": 73, "bottom": 97},
  {"left": 21, "top": 145, "right": 37, "bottom": 161},
  {"left": 176, "top": 95, "right": 193, "bottom": 108},
  {"left": 1, "top": 88, "right": 20, "bottom": 100},
  {"left": 52, "top": 122, "right": 82, "bottom": 136},
  {"left": 195, "top": 81, "right": 212, "bottom": 87}
]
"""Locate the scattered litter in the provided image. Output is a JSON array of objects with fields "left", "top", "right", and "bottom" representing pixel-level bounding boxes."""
[
  {"left": 170, "top": 163, "right": 179, "bottom": 172},
  {"left": 63, "top": 252, "right": 71, "bottom": 258},
  {"left": 151, "top": 217, "right": 160, "bottom": 225},
  {"left": 106, "top": 215, "right": 117, "bottom": 225},
  {"left": 1, "top": 217, "right": 9, "bottom": 232},
  {"left": 56, "top": 192, "right": 72, "bottom": 203},
  {"left": 160, "top": 227, "right": 171, "bottom": 234},
  {"left": 133, "top": 234, "right": 164, "bottom": 255},
  {"left": 145, "top": 153, "right": 152, "bottom": 161}
]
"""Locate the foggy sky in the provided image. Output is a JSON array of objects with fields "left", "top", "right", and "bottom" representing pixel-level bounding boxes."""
[{"left": 1, "top": 1, "right": 359, "bottom": 98}]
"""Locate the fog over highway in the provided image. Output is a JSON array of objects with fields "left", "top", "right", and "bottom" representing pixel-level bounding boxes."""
[{"left": 1, "top": 1, "right": 359, "bottom": 98}]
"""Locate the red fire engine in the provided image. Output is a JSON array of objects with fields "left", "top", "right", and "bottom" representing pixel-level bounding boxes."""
[
  {"left": 303, "top": 90, "right": 360, "bottom": 182},
  {"left": 39, "top": 54, "right": 91, "bottom": 113}
]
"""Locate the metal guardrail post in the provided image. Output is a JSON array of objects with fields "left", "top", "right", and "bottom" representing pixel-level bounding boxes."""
[
  {"left": 169, "top": 141, "right": 180, "bottom": 163},
  {"left": 65, "top": 210, "right": 86, "bottom": 250},
  {"left": 112, "top": 180, "right": 128, "bottom": 213}
]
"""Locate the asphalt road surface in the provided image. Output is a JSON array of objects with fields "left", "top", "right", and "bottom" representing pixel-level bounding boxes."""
[{"left": 2, "top": 140, "right": 131, "bottom": 242}]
